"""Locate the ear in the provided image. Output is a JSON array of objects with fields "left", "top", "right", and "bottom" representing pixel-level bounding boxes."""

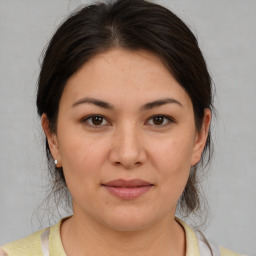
[
  {"left": 41, "top": 113, "right": 62, "bottom": 167},
  {"left": 191, "top": 108, "right": 211, "bottom": 166}
]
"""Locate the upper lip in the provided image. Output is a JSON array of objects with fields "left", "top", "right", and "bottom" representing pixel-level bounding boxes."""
[{"left": 103, "top": 179, "right": 153, "bottom": 187}]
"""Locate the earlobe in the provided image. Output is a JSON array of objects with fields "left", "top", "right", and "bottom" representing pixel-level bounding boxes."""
[
  {"left": 191, "top": 109, "right": 211, "bottom": 166},
  {"left": 41, "top": 113, "right": 61, "bottom": 166}
]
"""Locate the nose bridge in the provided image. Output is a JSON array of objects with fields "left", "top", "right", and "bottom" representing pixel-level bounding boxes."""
[{"left": 110, "top": 121, "right": 146, "bottom": 168}]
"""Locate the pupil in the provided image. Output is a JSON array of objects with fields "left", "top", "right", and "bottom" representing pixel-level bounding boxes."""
[
  {"left": 153, "top": 116, "right": 164, "bottom": 125},
  {"left": 92, "top": 116, "right": 103, "bottom": 125}
]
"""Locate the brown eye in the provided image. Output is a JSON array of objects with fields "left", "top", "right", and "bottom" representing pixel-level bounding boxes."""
[
  {"left": 152, "top": 116, "right": 165, "bottom": 125},
  {"left": 91, "top": 116, "right": 104, "bottom": 125},
  {"left": 83, "top": 115, "right": 109, "bottom": 127},
  {"left": 147, "top": 115, "right": 173, "bottom": 126}
]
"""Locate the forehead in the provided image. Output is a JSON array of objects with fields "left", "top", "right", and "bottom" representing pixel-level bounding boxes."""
[{"left": 60, "top": 48, "right": 192, "bottom": 110}]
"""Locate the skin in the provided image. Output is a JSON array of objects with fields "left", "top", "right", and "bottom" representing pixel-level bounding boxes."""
[{"left": 42, "top": 48, "right": 211, "bottom": 256}]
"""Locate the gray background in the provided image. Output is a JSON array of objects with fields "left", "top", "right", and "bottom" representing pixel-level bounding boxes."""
[{"left": 0, "top": 0, "right": 255, "bottom": 255}]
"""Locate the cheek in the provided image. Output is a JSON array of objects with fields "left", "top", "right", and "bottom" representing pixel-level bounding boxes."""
[
  {"left": 57, "top": 130, "right": 109, "bottom": 193},
  {"left": 149, "top": 135, "right": 194, "bottom": 198},
  {"left": 151, "top": 134, "right": 194, "bottom": 172}
]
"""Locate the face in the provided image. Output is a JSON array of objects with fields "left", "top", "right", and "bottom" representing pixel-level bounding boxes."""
[{"left": 43, "top": 48, "right": 210, "bottom": 232}]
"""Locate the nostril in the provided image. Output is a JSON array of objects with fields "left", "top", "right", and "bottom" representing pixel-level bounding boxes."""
[{"left": 113, "top": 161, "right": 142, "bottom": 169}]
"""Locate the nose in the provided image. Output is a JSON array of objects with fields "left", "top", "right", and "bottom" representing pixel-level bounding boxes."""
[{"left": 109, "top": 124, "right": 147, "bottom": 169}]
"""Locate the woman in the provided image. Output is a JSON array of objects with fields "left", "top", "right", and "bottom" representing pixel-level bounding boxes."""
[{"left": 0, "top": 0, "right": 246, "bottom": 255}]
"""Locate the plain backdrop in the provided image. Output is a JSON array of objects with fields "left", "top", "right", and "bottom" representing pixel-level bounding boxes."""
[{"left": 0, "top": 0, "right": 255, "bottom": 255}]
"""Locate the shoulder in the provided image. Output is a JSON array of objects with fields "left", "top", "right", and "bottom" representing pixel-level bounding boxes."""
[
  {"left": 0, "top": 228, "right": 46, "bottom": 256},
  {"left": 220, "top": 246, "right": 247, "bottom": 256},
  {"left": 175, "top": 217, "right": 246, "bottom": 256},
  {"left": 0, "top": 218, "right": 67, "bottom": 256}
]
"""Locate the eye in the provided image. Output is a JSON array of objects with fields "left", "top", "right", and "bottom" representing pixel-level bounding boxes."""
[
  {"left": 82, "top": 115, "right": 110, "bottom": 127},
  {"left": 147, "top": 115, "right": 173, "bottom": 126}
]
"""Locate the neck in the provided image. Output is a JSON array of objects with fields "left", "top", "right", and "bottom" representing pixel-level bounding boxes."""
[{"left": 61, "top": 213, "right": 185, "bottom": 256}]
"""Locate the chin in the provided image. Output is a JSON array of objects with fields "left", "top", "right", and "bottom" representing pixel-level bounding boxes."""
[
  {"left": 99, "top": 207, "right": 157, "bottom": 232},
  {"left": 106, "top": 218, "right": 150, "bottom": 232}
]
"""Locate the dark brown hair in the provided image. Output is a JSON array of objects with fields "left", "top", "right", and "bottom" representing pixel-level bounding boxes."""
[{"left": 37, "top": 0, "right": 213, "bottom": 220}]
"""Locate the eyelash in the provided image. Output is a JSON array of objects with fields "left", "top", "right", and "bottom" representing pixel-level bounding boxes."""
[
  {"left": 147, "top": 115, "right": 174, "bottom": 126},
  {"left": 81, "top": 114, "right": 174, "bottom": 128},
  {"left": 82, "top": 115, "right": 110, "bottom": 128}
]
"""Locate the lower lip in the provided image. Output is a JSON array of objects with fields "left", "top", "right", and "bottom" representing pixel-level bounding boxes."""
[{"left": 103, "top": 185, "right": 152, "bottom": 200}]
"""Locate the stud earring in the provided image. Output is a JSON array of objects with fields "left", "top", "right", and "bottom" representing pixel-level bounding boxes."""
[{"left": 54, "top": 159, "right": 58, "bottom": 165}]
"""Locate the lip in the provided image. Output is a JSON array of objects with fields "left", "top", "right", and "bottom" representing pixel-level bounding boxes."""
[{"left": 102, "top": 179, "right": 153, "bottom": 200}]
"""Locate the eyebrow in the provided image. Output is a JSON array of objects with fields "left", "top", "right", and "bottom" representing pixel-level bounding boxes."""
[
  {"left": 141, "top": 98, "right": 182, "bottom": 110},
  {"left": 72, "top": 97, "right": 114, "bottom": 109},
  {"left": 72, "top": 97, "right": 182, "bottom": 110}
]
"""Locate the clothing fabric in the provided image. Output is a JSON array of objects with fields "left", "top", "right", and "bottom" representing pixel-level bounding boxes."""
[{"left": 0, "top": 217, "right": 245, "bottom": 256}]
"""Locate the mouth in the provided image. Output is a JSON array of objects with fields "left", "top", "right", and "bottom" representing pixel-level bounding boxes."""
[{"left": 102, "top": 179, "right": 153, "bottom": 200}]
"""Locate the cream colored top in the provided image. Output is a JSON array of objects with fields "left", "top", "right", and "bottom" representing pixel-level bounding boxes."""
[{"left": 0, "top": 218, "right": 245, "bottom": 256}]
